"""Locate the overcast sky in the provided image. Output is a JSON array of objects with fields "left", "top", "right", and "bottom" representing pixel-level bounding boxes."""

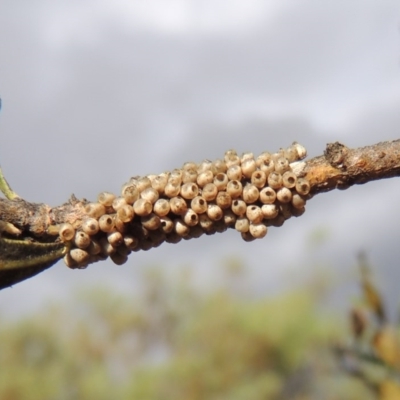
[{"left": 1, "top": 1, "right": 400, "bottom": 318}]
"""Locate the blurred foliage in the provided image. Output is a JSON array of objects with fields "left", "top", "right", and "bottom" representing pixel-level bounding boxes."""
[{"left": 0, "top": 256, "right": 396, "bottom": 400}]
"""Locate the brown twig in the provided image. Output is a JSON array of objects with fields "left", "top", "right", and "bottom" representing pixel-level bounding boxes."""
[{"left": 1, "top": 139, "right": 399, "bottom": 289}]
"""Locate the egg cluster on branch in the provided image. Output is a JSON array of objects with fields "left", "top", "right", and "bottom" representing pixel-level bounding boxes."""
[{"left": 61, "top": 143, "right": 310, "bottom": 269}]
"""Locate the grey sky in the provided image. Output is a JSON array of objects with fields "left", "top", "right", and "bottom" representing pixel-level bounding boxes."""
[{"left": 1, "top": 1, "right": 400, "bottom": 317}]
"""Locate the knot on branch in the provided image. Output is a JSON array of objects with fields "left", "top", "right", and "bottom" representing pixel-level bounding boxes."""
[{"left": 324, "top": 142, "right": 349, "bottom": 169}]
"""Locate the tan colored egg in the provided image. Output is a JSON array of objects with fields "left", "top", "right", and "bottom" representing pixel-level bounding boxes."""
[
  {"left": 267, "top": 172, "right": 283, "bottom": 189},
  {"left": 191, "top": 196, "right": 208, "bottom": 214},
  {"left": 231, "top": 199, "right": 247, "bottom": 216},
  {"left": 74, "top": 230, "right": 91, "bottom": 249},
  {"left": 259, "top": 187, "right": 276, "bottom": 204},
  {"left": 235, "top": 217, "right": 249, "bottom": 233},
  {"left": 181, "top": 182, "right": 199, "bottom": 200},
  {"left": 207, "top": 204, "right": 223, "bottom": 221},
  {"left": 291, "top": 193, "right": 306, "bottom": 210},
  {"left": 85, "top": 203, "right": 106, "bottom": 219},
  {"left": 81, "top": 218, "right": 99, "bottom": 236},
  {"left": 227, "top": 164, "right": 242, "bottom": 181},
  {"left": 261, "top": 204, "right": 279, "bottom": 219},
  {"left": 295, "top": 178, "right": 311, "bottom": 195},
  {"left": 202, "top": 183, "right": 218, "bottom": 201},
  {"left": 242, "top": 184, "right": 259, "bottom": 204},
  {"left": 241, "top": 158, "right": 257, "bottom": 178},
  {"left": 133, "top": 198, "right": 153, "bottom": 216},
  {"left": 164, "top": 181, "right": 181, "bottom": 197},
  {"left": 124, "top": 235, "right": 139, "bottom": 250},
  {"left": 107, "top": 231, "right": 124, "bottom": 247},
  {"left": 59, "top": 223, "right": 75, "bottom": 242},
  {"left": 182, "top": 168, "right": 198, "bottom": 184},
  {"left": 136, "top": 176, "right": 152, "bottom": 193},
  {"left": 282, "top": 171, "right": 297, "bottom": 188},
  {"left": 174, "top": 218, "right": 190, "bottom": 237},
  {"left": 153, "top": 198, "right": 171, "bottom": 217},
  {"left": 98, "top": 214, "right": 115, "bottom": 233},
  {"left": 213, "top": 159, "right": 227, "bottom": 173},
  {"left": 141, "top": 187, "right": 159, "bottom": 204},
  {"left": 214, "top": 173, "right": 228, "bottom": 191},
  {"left": 251, "top": 170, "right": 267, "bottom": 188},
  {"left": 112, "top": 196, "right": 127, "bottom": 211},
  {"left": 170, "top": 196, "right": 188, "bottom": 215},
  {"left": 274, "top": 157, "right": 290, "bottom": 174},
  {"left": 183, "top": 209, "right": 199, "bottom": 226},
  {"left": 223, "top": 209, "right": 237, "bottom": 226},
  {"left": 152, "top": 175, "right": 168, "bottom": 194},
  {"left": 216, "top": 191, "right": 232, "bottom": 209},
  {"left": 141, "top": 213, "right": 161, "bottom": 230},
  {"left": 70, "top": 248, "right": 90, "bottom": 265},
  {"left": 117, "top": 204, "right": 135, "bottom": 223},
  {"left": 249, "top": 223, "right": 267, "bottom": 239},
  {"left": 121, "top": 183, "right": 139, "bottom": 204},
  {"left": 98, "top": 191, "right": 116, "bottom": 207},
  {"left": 276, "top": 187, "right": 292, "bottom": 203},
  {"left": 198, "top": 213, "right": 214, "bottom": 232},
  {"left": 197, "top": 170, "right": 214, "bottom": 187},
  {"left": 160, "top": 216, "right": 174, "bottom": 233},
  {"left": 226, "top": 180, "right": 243, "bottom": 199},
  {"left": 246, "top": 205, "right": 263, "bottom": 224}
]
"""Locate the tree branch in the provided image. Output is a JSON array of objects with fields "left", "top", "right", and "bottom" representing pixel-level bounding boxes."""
[{"left": 1, "top": 139, "right": 399, "bottom": 289}]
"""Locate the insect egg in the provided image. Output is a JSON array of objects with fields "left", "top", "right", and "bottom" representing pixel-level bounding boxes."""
[
  {"left": 183, "top": 209, "right": 199, "bottom": 226},
  {"left": 276, "top": 187, "right": 292, "bottom": 203},
  {"left": 59, "top": 223, "right": 75, "bottom": 242},
  {"left": 164, "top": 181, "right": 181, "bottom": 197},
  {"left": 201, "top": 183, "right": 218, "bottom": 201},
  {"left": 98, "top": 214, "right": 115, "bottom": 232},
  {"left": 112, "top": 196, "right": 127, "bottom": 211},
  {"left": 235, "top": 217, "right": 250, "bottom": 233},
  {"left": 174, "top": 218, "right": 190, "bottom": 237},
  {"left": 291, "top": 193, "right": 306, "bottom": 210},
  {"left": 259, "top": 187, "right": 276, "bottom": 204},
  {"left": 274, "top": 157, "right": 290, "bottom": 174},
  {"left": 141, "top": 213, "right": 161, "bottom": 230},
  {"left": 136, "top": 176, "right": 152, "bottom": 193},
  {"left": 70, "top": 248, "right": 90, "bottom": 265},
  {"left": 133, "top": 198, "right": 153, "bottom": 216},
  {"left": 246, "top": 205, "right": 263, "bottom": 224},
  {"left": 152, "top": 175, "right": 168, "bottom": 194},
  {"left": 169, "top": 196, "right": 188, "bottom": 215},
  {"left": 121, "top": 183, "right": 139, "bottom": 204},
  {"left": 191, "top": 196, "right": 208, "bottom": 214},
  {"left": 117, "top": 204, "right": 135, "bottom": 223},
  {"left": 241, "top": 158, "right": 257, "bottom": 178},
  {"left": 231, "top": 199, "right": 247, "bottom": 216},
  {"left": 182, "top": 169, "right": 198, "bottom": 184},
  {"left": 282, "top": 171, "right": 297, "bottom": 188},
  {"left": 180, "top": 183, "right": 199, "bottom": 200},
  {"left": 249, "top": 223, "right": 268, "bottom": 239},
  {"left": 242, "top": 184, "right": 259, "bottom": 204},
  {"left": 295, "top": 178, "right": 311, "bottom": 195},
  {"left": 214, "top": 173, "right": 229, "bottom": 191},
  {"left": 141, "top": 187, "right": 159, "bottom": 204},
  {"left": 251, "top": 170, "right": 267, "bottom": 188},
  {"left": 261, "top": 204, "right": 279, "bottom": 219},
  {"left": 85, "top": 203, "right": 106, "bottom": 219},
  {"left": 107, "top": 231, "right": 124, "bottom": 247},
  {"left": 267, "top": 172, "right": 283, "bottom": 189},
  {"left": 216, "top": 191, "right": 232, "bottom": 209},
  {"left": 74, "top": 230, "right": 91, "bottom": 249},
  {"left": 227, "top": 164, "right": 242, "bottom": 181},
  {"left": 226, "top": 180, "right": 243, "bottom": 199},
  {"left": 207, "top": 204, "right": 223, "bottom": 221},
  {"left": 159, "top": 216, "right": 174, "bottom": 233},
  {"left": 213, "top": 159, "right": 227, "bottom": 173},
  {"left": 197, "top": 170, "right": 214, "bottom": 187},
  {"left": 153, "top": 198, "right": 171, "bottom": 217},
  {"left": 98, "top": 192, "right": 116, "bottom": 207}
]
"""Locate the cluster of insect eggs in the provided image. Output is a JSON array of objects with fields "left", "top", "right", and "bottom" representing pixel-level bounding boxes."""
[{"left": 61, "top": 143, "right": 310, "bottom": 268}]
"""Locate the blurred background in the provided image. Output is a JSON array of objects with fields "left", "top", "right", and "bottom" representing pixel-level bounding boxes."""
[{"left": 0, "top": 1, "right": 400, "bottom": 398}]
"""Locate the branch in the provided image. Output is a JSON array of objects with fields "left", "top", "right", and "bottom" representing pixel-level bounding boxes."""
[{"left": 1, "top": 139, "right": 399, "bottom": 289}]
